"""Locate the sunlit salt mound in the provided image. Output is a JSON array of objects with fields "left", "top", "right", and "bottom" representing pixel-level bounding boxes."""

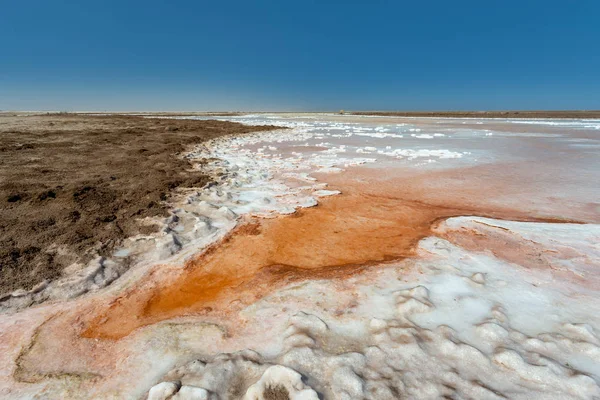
[
  {"left": 434, "top": 216, "right": 600, "bottom": 287},
  {"left": 245, "top": 366, "right": 319, "bottom": 400},
  {"left": 147, "top": 352, "right": 318, "bottom": 400}
]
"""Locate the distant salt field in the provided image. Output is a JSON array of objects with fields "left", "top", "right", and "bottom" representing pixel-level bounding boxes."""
[
  {"left": 181, "top": 113, "right": 600, "bottom": 222},
  {"left": 1, "top": 113, "right": 599, "bottom": 399}
]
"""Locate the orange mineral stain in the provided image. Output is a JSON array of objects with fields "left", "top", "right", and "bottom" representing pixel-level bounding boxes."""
[
  {"left": 82, "top": 191, "right": 462, "bottom": 340},
  {"left": 82, "top": 162, "right": 592, "bottom": 340}
]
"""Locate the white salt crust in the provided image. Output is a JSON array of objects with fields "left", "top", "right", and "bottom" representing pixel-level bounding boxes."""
[{"left": 145, "top": 218, "right": 600, "bottom": 400}]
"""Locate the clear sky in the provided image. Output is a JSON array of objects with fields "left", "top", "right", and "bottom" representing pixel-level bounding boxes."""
[{"left": 1, "top": 0, "right": 599, "bottom": 111}]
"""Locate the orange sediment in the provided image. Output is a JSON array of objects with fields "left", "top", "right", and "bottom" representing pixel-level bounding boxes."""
[
  {"left": 82, "top": 162, "right": 592, "bottom": 340},
  {"left": 82, "top": 192, "right": 463, "bottom": 340}
]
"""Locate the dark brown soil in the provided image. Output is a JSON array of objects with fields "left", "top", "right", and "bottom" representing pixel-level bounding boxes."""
[
  {"left": 349, "top": 110, "right": 600, "bottom": 119},
  {"left": 0, "top": 113, "right": 278, "bottom": 295},
  {"left": 264, "top": 385, "right": 291, "bottom": 400}
]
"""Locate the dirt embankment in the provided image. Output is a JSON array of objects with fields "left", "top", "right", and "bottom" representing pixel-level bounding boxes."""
[
  {"left": 349, "top": 110, "right": 600, "bottom": 119},
  {"left": 0, "top": 114, "right": 278, "bottom": 295}
]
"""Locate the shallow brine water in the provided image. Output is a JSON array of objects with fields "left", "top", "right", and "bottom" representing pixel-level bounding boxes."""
[{"left": 1, "top": 114, "right": 599, "bottom": 399}]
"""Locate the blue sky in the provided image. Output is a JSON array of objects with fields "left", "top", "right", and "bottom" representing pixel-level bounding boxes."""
[{"left": 1, "top": 0, "right": 599, "bottom": 111}]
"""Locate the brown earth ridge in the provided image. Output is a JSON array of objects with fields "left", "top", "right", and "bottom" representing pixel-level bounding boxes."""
[{"left": 0, "top": 114, "right": 279, "bottom": 295}]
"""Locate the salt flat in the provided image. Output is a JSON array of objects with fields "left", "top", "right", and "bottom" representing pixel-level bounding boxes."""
[{"left": 1, "top": 113, "right": 599, "bottom": 399}]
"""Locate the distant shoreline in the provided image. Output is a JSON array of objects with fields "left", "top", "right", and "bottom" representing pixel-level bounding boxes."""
[
  {"left": 347, "top": 110, "right": 600, "bottom": 119},
  {"left": 2, "top": 110, "right": 600, "bottom": 119}
]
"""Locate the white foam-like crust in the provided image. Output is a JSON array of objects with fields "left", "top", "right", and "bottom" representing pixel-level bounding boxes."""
[{"left": 137, "top": 218, "right": 600, "bottom": 400}]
